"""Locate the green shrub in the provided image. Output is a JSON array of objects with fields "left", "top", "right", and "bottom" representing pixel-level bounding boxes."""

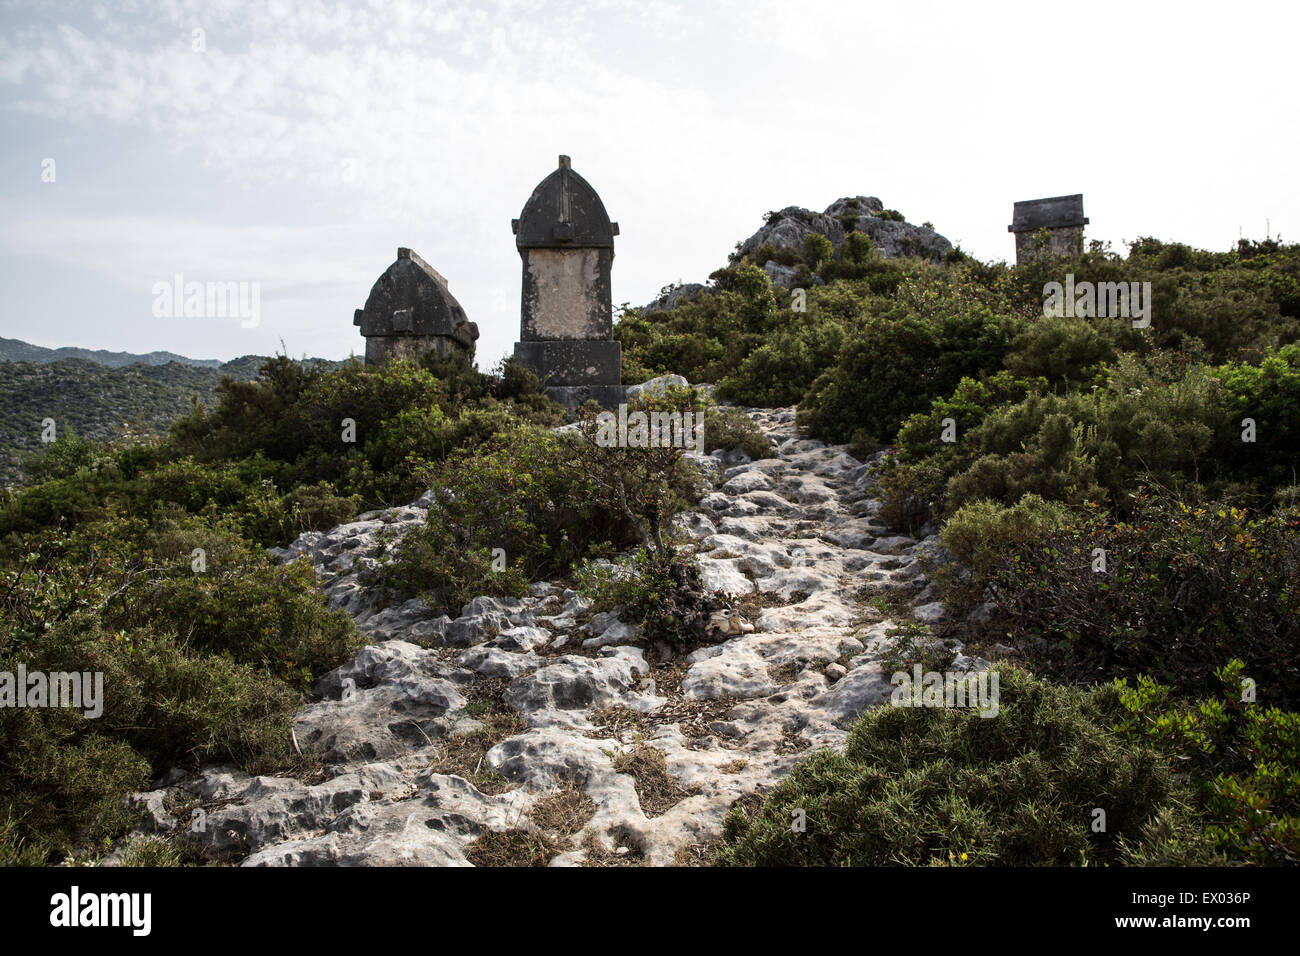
[
  {"left": 939, "top": 494, "right": 1071, "bottom": 595},
  {"left": 702, "top": 406, "right": 774, "bottom": 460},
  {"left": 926, "top": 358, "right": 1234, "bottom": 515},
  {"left": 1004, "top": 315, "right": 1118, "bottom": 389},
  {"left": 371, "top": 426, "right": 625, "bottom": 609},
  {"left": 895, "top": 371, "right": 1044, "bottom": 463},
  {"left": 1208, "top": 343, "right": 1300, "bottom": 490},
  {"left": 985, "top": 491, "right": 1300, "bottom": 707},
  {"left": 575, "top": 548, "right": 722, "bottom": 648},
  {"left": 802, "top": 233, "right": 834, "bottom": 271},
  {"left": 96, "top": 519, "right": 362, "bottom": 689},
  {"left": 797, "top": 280, "right": 1014, "bottom": 445},
  {"left": 1113, "top": 660, "right": 1300, "bottom": 865},
  {"left": 717, "top": 665, "right": 1213, "bottom": 866},
  {"left": 118, "top": 835, "right": 184, "bottom": 867},
  {"left": 167, "top": 356, "right": 537, "bottom": 515},
  {"left": 571, "top": 386, "right": 710, "bottom": 555},
  {"left": 0, "top": 619, "right": 304, "bottom": 863},
  {"left": 876, "top": 458, "right": 947, "bottom": 533},
  {"left": 716, "top": 318, "right": 845, "bottom": 407},
  {"left": 374, "top": 396, "right": 709, "bottom": 609}
]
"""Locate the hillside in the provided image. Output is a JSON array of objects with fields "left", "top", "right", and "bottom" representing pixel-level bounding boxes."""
[
  {"left": 0, "top": 353, "right": 345, "bottom": 485},
  {"left": 1, "top": 215, "right": 1297, "bottom": 871},
  {"left": 0, "top": 336, "right": 223, "bottom": 368}
]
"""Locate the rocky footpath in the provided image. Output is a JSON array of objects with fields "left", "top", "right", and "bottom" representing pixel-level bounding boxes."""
[{"left": 127, "top": 407, "right": 976, "bottom": 866}]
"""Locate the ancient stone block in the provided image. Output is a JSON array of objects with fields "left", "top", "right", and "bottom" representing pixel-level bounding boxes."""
[
  {"left": 1008, "top": 195, "right": 1088, "bottom": 265},
  {"left": 511, "top": 155, "right": 625, "bottom": 408},
  {"left": 521, "top": 248, "right": 614, "bottom": 340},
  {"left": 354, "top": 247, "right": 478, "bottom": 365},
  {"left": 512, "top": 340, "right": 622, "bottom": 385}
]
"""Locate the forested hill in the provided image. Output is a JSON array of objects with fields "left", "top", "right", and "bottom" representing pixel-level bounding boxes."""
[
  {"left": 0, "top": 335, "right": 223, "bottom": 368},
  {"left": 0, "top": 353, "right": 344, "bottom": 485}
]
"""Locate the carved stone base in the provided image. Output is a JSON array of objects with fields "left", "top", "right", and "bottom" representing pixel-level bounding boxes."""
[
  {"left": 513, "top": 340, "right": 622, "bottom": 386},
  {"left": 541, "top": 384, "right": 627, "bottom": 410}
]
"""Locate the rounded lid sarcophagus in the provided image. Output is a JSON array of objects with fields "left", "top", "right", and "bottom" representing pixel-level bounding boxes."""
[
  {"left": 353, "top": 248, "right": 478, "bottom": 358},
  {"left": 513, "top": 155, "right": 619, "bottom": 250}
]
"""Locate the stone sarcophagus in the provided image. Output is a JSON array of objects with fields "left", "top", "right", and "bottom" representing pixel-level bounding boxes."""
[
  {"left": 512, "top": 155, "right": 625, "bottom": 408},
  {"left": 1008, "top": 194, "right": 1088, "bottom": 265},
  {"left": 354, "top": 247, "right": 478, "bottom": 366}
]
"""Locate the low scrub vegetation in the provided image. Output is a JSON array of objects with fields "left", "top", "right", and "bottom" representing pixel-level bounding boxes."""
[
  {"left": 718, "top": 666, "right": 1215, "bottom": 866},
  {"left": 643, "top": 227, "right": 1300, "bottom": 867},
  {"left": 0, "top": 354, "right": 564, "bottom": 862}
]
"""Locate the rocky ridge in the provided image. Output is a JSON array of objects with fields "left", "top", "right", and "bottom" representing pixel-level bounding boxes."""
[
  {"left": 641, "top": 197, "right": 953, "bottom": 309},
  {"left": 126, "top": 406, "right": 983, "bottom": 866}
]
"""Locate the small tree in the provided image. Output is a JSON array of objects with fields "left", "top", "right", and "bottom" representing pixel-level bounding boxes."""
[
  {"left": 570, "top": 385, "right": 729, "bottom": 648},
  {"left": 570, "top": 386, "right": 706, "bottom": 558},
  {"left": 802, "top": 232, "right": 834, "bottom": 271}
]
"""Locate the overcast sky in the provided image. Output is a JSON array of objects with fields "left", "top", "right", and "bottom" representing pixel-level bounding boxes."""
[{"left": 1, "top": 0, "right": 1297, "bottom": 367}]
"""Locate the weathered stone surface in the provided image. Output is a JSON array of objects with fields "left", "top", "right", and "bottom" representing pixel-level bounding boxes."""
[
  {"left": 122, "top": 401, "right": 990, "bottom": 868},
  {"left": 504, "top": 656, "right": 638, "bottom": 714},
  {"left": 513, "top": 340, "right": 622, "bottom": 386},
  {"left": 512, "top": 155, "right": 623, "bottom": 406},
  {"left": 354, "top": 247, "right": 478, "bottom": 366},
  {"left": 489, "top": 626, "right": 553, "bottom": 653},
  {"left": 736, "top": 197, "right": 953, "bottom": 284},
  {"left": 642, "top": 283, "right": 714, "bottom": 314},
  {"left": 624, "top": 373, "right": 688, "bottom": 399}
]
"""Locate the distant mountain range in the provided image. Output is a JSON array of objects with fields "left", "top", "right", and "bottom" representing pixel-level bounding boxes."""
[
  {"left": 0, "top": 339, "right": 345, "bottom": 486},
  {"left": 0, "top": 336, "right": 230, "bottom": 369}
]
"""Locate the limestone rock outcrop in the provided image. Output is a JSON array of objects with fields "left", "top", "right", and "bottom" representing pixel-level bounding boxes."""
[{"left": 122, "top": 405, "right": 985, "bottom": 867}]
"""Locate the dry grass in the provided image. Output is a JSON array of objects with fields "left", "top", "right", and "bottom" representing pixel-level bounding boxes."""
[
  {"left": 766, "top": 661, "right": 801, "bottom": 685},
  {"left": 529, "top": 783, "right": 596, "bottom": 836},
  {"left": 427, "top": 679, "right": 526, "bottom": 794},
  {"left": 732, "top": 589, "right": 784, "bottom": 619},
  {"left": 466, "top": 782, "right": 598, "bottom": 866},
  {"left": 579, "top": 831, "right": 644, "bottom": 867},
  {"left": 673, "top": 840, "right": 720, "bottom": 867},
  {"left": 718, "top": 759, "right": 748, "bottom": 774},
  {"left": 612, "top": 745, "right": 698, "bottom": 818},
  {"left": 466, "top": 829, "right": 565, "bottom": 867},
  {"left": 586, "top": 704, "right": 649, "bottom": 739}
]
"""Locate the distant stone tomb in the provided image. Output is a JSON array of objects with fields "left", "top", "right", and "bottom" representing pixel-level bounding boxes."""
[
  {"left": 512, "top": 155, "right": 626, "bottom": 408},
  {"left": 1008, "top": 194, "right": 1088, "bottom": 265},
  {"left": 354, "top": 247, "right": 479, "bottom": 366}
]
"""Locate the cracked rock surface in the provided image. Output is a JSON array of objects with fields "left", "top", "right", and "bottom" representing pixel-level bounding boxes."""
[{"left": 127, "top": 406, "right": 979, "bottom": 866}]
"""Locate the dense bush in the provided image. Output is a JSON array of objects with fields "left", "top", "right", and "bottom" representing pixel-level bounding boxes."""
[
  {"left": 369, "top": 427, "right": 627, "bottom": 610},
  {"left": 983, "top": 491, "right": 1300, "bottom": 706},
  {"left": 1003, "top": 315, "right": 1119, "bottom": 389},
  {"left": 0, "top": 353, "right": 553, "bottom": 863},
  {"left": 576, "top": 548, "right": 724, "bottom": 648},
  {"left": 0, "top": 504, "right": 361, "bottom": 863},
  {"left": 1114, "top": 659, "right": 1299, "bottom": 864},
  {"left": 881, "top": 349, "right": 1297, "bottom": 526},
  {"left": 938, "top": 494, "right": 1070, "bottom": 602},
  {"left": 716, "top": 317, "right": 845, "bottom": 407},
  {"left": 0, "top": 620, "right": 304, "bottom": 864},
  {"left": 797, "top": 279, "right": 1014, "bottom": 445},
  {"left": 105, "top": 518, "right": 362, "bottom": 688},
  {"left": 717, "top": 666, "right": 1212, "bottom": 866},
  {"left": 615, "top": 264, "right": 778, "bottom": 385},
  {"left": 1207, "top": 343, "right": 1300, "bottom": 489},
  {"left": 168, "top": 356, "right": 555, "bottom": 512},
  {"left": 702, "top": 406, "right": 774, "bottom": 460}
]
